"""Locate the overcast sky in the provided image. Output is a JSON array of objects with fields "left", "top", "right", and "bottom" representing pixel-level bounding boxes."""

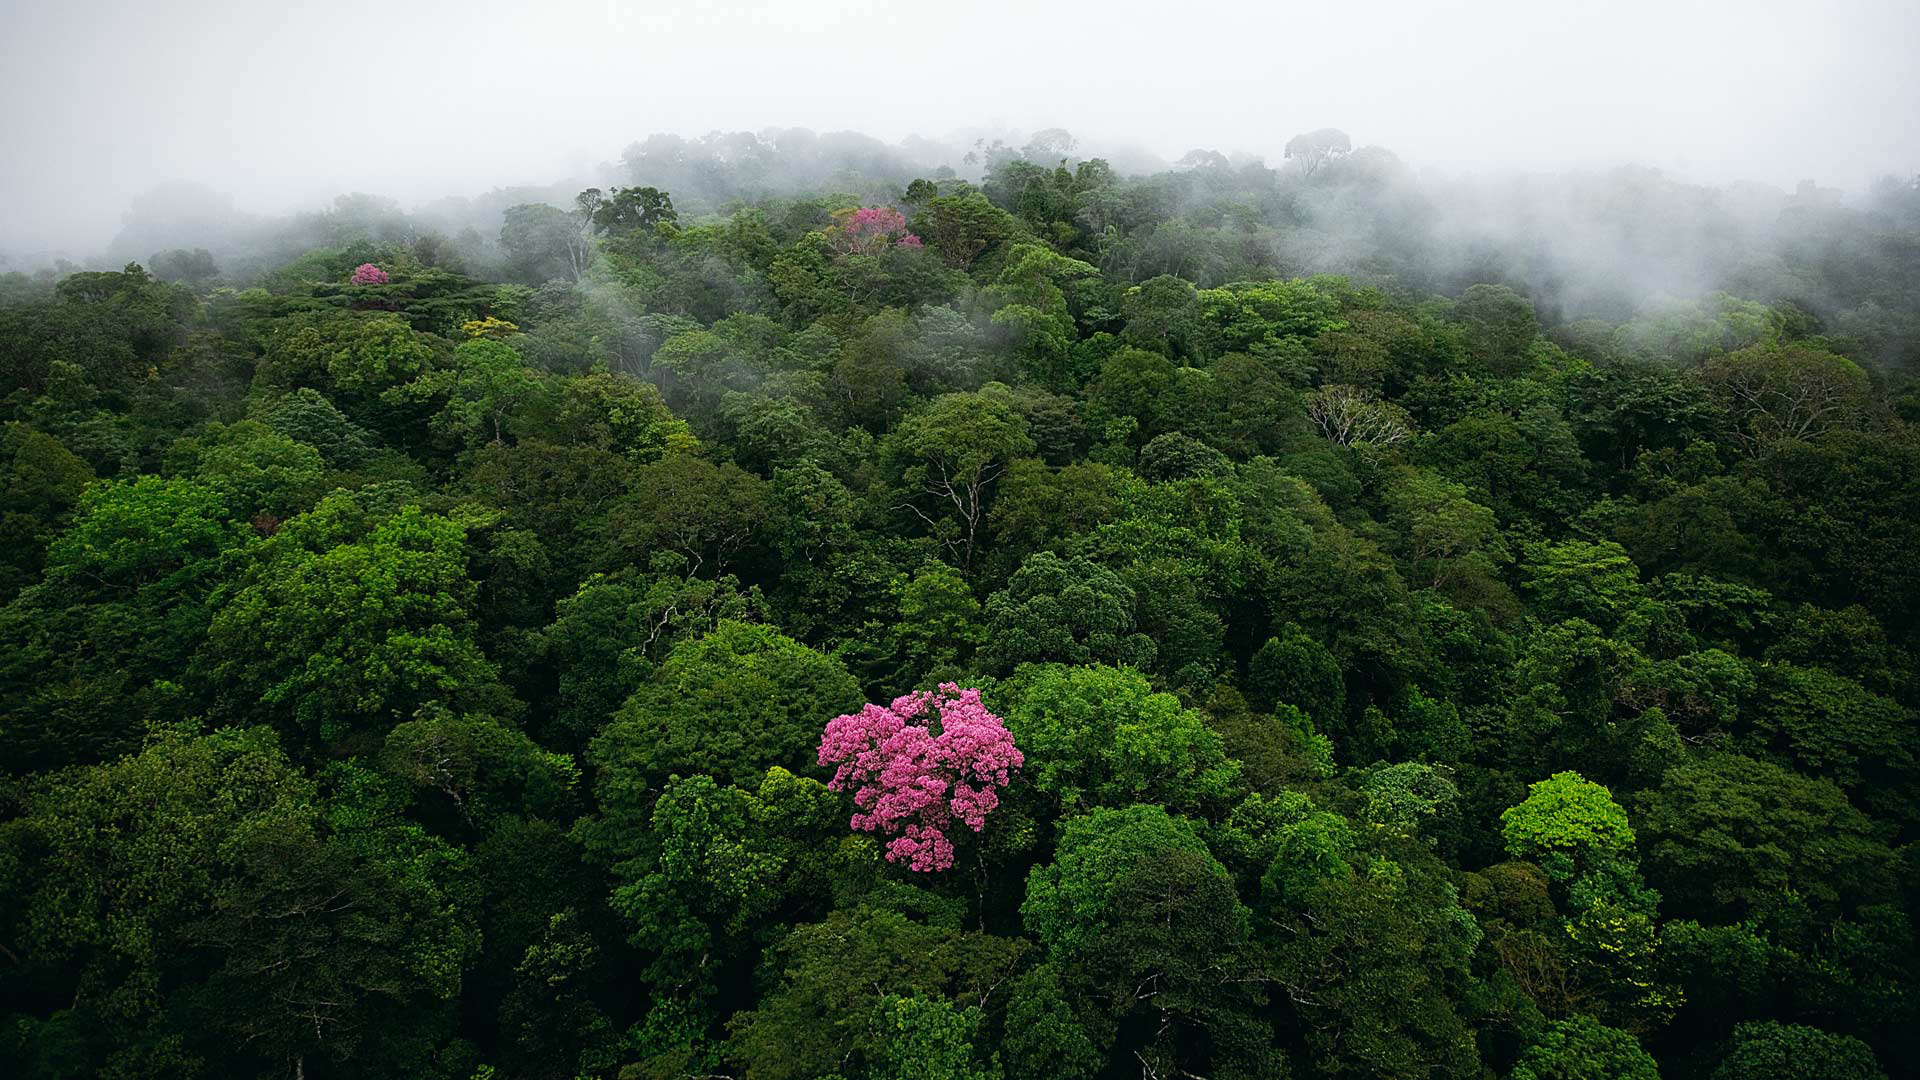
[{"left": 3, "top": 0, "right": 1916, "bottom": 254}]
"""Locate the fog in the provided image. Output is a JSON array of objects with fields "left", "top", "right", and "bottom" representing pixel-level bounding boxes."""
[{"left": 2, "top": 0, "right": 1916, "bottom": 260}]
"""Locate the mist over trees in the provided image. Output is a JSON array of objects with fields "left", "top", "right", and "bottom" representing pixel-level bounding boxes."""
[
  {"left": 17, "top": 128, "right": 1916, "bottom": 369},
  {"left": 1, "top": 121, "right": 1918, "bottom": 1080}
]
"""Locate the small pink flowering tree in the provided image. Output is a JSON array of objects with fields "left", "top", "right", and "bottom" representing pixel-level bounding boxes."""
[
  {"left": 827, "top": 206, "right": 923, "bottom": 255},
  {"left": 817, "top": 684, "right": 1022, "bottom": 872},
  {"left": 349, "top": 263, "right": 391, "bottom": 285}
]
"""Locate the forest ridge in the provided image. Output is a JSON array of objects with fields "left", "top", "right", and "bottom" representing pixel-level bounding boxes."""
[{"left": 1, "top": 129, "right": 1918, "bottom": 1080}]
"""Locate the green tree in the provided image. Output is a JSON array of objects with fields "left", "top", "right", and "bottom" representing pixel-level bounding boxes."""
[
  {"left": 986, "top": 243, "right": 1099, "bottom": 388},
  {"left": 1381, "top": 466, "right": 1507, "bottom": 593},
  {"left": 723, "top": 907, "right": 1026, "bottom": 1080},
  {"left": 1631, "top": 752, "right": 1897, "bottom": 921},
  {"left": 1023, "top": 805, "right": 1208, "bottom": 957},
  {"left": 983, "top": 459, "right": 1120, "bottom": 582},
  {"left": 493, "top": 908, "right": 620, "bottom": 1080},
  {"left": 1500, "top": 772, "right": 1636, "bottom": 879},
  {"left": 177, "top": 418, "right": 327, "bottom": 520},
  {"left": 0, "top": 726, "right": 479, "bottom": 1078},
  {"left": 1745, "top": 660, "right": 1917, "bottom": 797},
  {"left": 0, "top": 422, "right": 94, "bottom": 599},
  {"left": 886, "top": 390, "right": 1034, "bottom": 569},
  {"left": 1122, "top": 274, "right": 1202, "bottom": 358},
  {"left": 1284, "top": 128, "right": 1353, "bottom": 176},
  {"left": 1265, "top": 852, "right": 1484, "bottom": 1079},
  {"left": 256, "top": 310, "right": 439, "bottom": 407},
  {"left": 1002, "top": 664, "right": 1239, "bottom": 813},
  {"left": 980, "top": 551, "right": 1155, "bottom": 672},
  {"left": 1022, "top": 805, "right": 1279, "bottom": 1078},
  {"left": 999, "top": 964, "right": 1103, "bottom": 1080},
  {"left": 1093, "top": 847, "right": 1279, "bottom": 1079},
  {"left": 259, "top": 387, "right": 375, "bottom": 467},
  {"left": 500, "top": 202, "right": 593, "bottom": 282},
  {"left": 537, "top": 564, "right": 759, "bottom": 751},
  {"left": 912, "top": 191, "right": 1021, "bottom": 270},
  {"left": 394, "top": 337, "right": 546, "bottom": 447},
  {"left": 201, "top": 495, "right": 510, "bottom": 754},
  {"left": 1521, "top": 540, "right": 1646, "bottom": 631},
  {"left": 599, "top": 451, "right": 768, "bottom": 577},
  {"left": 377, "top": 707, "right": 580, "bottom": 831},
  {"left": 1499, "top": 773, "right": 1675, "bottom": 1028},
  {"left": 1084, "top": 346, "right": 1177, "bottom": 445},
  {"left": 1359, "top": 761, "right": 1461, "bottom": 840},
  {"left": 180, "top": 790, "right": 481, "bottom": 1077},
  {"left": 1207, "top": 352, "right": 1308, "bottom": 456},
  {"left": 889, "top": 561, "right": 987, "bottom": 686},
  {"left": 582, "top": 185, "right": 677, "bottom": 236},
  {"left": 463, "top": 439, "right": 637, "bottom": 583},
  {"left": 1137, "top": 432, "right": 1232, "bottom": 483},
  {"left": 1452, "top": 284, "right": 1539, "bottom": 375},
  {"left": 1247, "top": 623, "right": 1346, "bottom": 730},
  {"left": 1417, "top": 406, "right": 1591, "bottom": 528},
  {"left": 1194, "top": 278, "right": 1346, "bottom": 357},
  {"left": 0, "top": 475, "right": 251, "bottom": 770},
  {"left": 1710, "top": 1021, "right": 1888, "bottom": 1080},
  {"left": 1508, "top": 1015, "right": 1659, "bottom": 1080},
  {"left": 149, "top": 246, "right": 219, "bottom": 286},
  {"left": 543, "top": 370, "right": 691, "bottom": 460},
  {"left": 0, "top": 726, "right": 310, "bottom": 1075},
  {"left": 1698, "top": 343, "right": 1871, "bottom": 453},
  {"left": 866, "top": 995, "right": 999, "bottom": 1080},
  {"left": 580, "top": 766, "right": 868, "bottom": 1068},
  {"left": 590, "top": 620, "right": 862, "bottom": 791}
]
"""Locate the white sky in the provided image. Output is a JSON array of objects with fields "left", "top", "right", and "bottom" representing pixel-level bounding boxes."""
[{"left": 2, "top": 0, "right": 1916, "bottom": 253}]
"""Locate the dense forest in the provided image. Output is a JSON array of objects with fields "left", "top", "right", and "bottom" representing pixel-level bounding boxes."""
[{"left": 3, "top": 128, "right": 1919, "bottom": 1080}]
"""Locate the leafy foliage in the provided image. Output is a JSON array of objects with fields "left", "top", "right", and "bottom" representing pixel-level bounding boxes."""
[{"left": 3, "top": 144, "right": 1918, "bottom": 1080}]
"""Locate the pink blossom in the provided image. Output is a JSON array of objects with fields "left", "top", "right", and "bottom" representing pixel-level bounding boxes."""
[
  {"left": 896, "top": 234, "right": 924, "bottom": 249},
  {"left": 817, "top": 684, "right": 1022, "bottom": 872},
  {"left": 827, "top": 206, "right": 913, "bottom": 255},
  {"left": 350, "top": 263, "right": 390, "bottom": 285}
]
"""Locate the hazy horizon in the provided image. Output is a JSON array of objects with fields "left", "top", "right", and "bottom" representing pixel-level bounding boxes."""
[{"left": 4, "top": 0, "right": 1917, "bottom": 257}]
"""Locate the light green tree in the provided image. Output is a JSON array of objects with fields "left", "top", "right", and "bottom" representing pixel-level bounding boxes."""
[
  {"left": 886, "top": 390, "right": 1034, "bottom": 569},
  {"left": 1002, "top": 663, "right": 1238, "bottom": 813}
]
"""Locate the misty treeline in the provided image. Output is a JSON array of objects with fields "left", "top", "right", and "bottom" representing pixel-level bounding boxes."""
[
  {"left": 0, "top": 126, "right": 1917, "bottom": 1080},
  {"left": 12, "top": 126, "right": 1919, "bottom": 368}
]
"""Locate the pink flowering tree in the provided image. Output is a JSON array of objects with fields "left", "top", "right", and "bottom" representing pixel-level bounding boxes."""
[
  {"left": 817, "top": 684, "right": 1022, "bottom": 872},
  {"left": 827, "top": 206, "right": 923, "bottom": 255},
  {"left": 349, "top": 263, "right": 391, "bottom": 285}
]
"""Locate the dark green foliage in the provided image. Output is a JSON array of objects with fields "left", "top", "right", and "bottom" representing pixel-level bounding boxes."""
[
  {"left": 3, "top": 149, "right": 1918, "bottom": 1080},
  {"left": 723, "top": 907, "right": 1026, "bottom": 1080},
  {"left": 1248, "top": 621, "right": 1347, "bottom": 730},
  {"left": 0, "top": 423, "right": 93, "bottom": 599},
  {"left": 583, "top": 185, "right": 677, "bottom": 236},
  {"left": 0, "top": 727, "right": 479, "bottom": 1078},
  {"left": 0, "top": 475, "right": 252, "bottom": 770},
  {"left": 1265, "top": 848, "right": 1484, "bottom": 1079},
  {"left": 259, "top": 386, "right": 374, "bottom": 466},
  {"left": 1631, "top": 752, "right": 1898, "bottom": 920},
  {"left": 1711, "top": 1021, "right": 1888, "bottom": 1080},
  {"left": 1508, "top": 1015, "right": 1659, "bottom": 1080},
  {"left": 536, "top": 565, "right": 760, "bottom": 751},
  {"left": 981, "top": 551, "right": 1155, "bottom": 671},
  {"left": 1137, "top": 431, "right": 1232, "bottom": 482},
  {"left": 590, "top": 620, "right": 862, "bottom": 790},
  {"left": 598, "top": 452, "right": 769, "bottom": 576}
]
